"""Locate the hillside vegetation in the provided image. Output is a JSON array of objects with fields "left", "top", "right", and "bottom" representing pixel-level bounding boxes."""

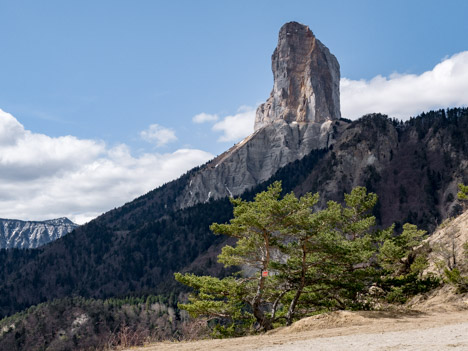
[{"left": 175, "top": 182, "right": 439, "bottom": 336}]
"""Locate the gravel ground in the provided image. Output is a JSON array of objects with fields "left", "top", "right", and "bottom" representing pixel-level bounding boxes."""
[
  {"left": 257, "top": 322, "right": 468, "bottom": 350},
  {"left": 125, "top": 310, "right": 468, "bottom": 351}
]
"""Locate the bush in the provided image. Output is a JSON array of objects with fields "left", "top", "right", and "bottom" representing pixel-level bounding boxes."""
[{"left": 444, "top": 268, "right": 468, "bottom": 293}]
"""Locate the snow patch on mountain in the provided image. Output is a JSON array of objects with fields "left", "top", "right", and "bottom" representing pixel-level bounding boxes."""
[{"left": 0, "top": 217, "right": 78, "bottom": 249}]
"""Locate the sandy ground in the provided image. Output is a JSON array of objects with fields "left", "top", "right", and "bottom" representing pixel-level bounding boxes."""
[{"left": 124, "top": 309, "right": 468, "bottom": 351}]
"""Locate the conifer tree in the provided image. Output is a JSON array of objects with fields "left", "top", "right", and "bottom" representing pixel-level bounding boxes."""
[
  {"left": 176, "top": 182, "right": 291, "bottom": 332},
  {"left": 175, "top": 182, "right": 429, "bottom": 334},
  {"left": 458, "top": 183, "right": 468, "bottom": 205},
  {"left": 379, "top": 223, "right": 427, "bottom": 276},
  {"left": 176, "top": 183, "right": 386, "bottom": 331},
  {"left": 275, "top": 187, "right": 381, "bottom": 324}
]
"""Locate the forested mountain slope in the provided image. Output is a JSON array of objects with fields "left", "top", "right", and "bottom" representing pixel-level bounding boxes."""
[{"left": 297, "top": 108, "right": 468, "bottom": 231}]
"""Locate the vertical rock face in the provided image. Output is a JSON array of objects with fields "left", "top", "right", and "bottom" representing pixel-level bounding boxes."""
[
  {"left": 255, "top": 22, "right": 341, "bottom": 130},
  {"left": 175, "top": 22, "right": 342, "bottom": 208}
]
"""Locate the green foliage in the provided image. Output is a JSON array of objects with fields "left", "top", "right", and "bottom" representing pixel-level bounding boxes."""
[
  {"left": 212, "top": 181, "right": 288, "bottom": 269},
  {"left": 399, "top": 223, "right": 427, "bottom": 250},
  {"left": 378, "top": 223, "right": 427, "bottom": 275},
  {"left": 377, "top": 223, "right": 435, "bottom": 303},
  {"left": 385, "top": 286, "right": 406, "bottom": 304},
  {"left": 410, "top": 255, "right": 429, "bottom": 276},
  {"left": 442, "top": 240, "right": 468, "bottom": 293},
  {"left": 380, "top": 274, "right": 440, "bottom": 303},
  {"left": 178, "top": 182, "right": 301, "bottom": 333},
  {"left": 174, "top": 273, "right": 254, "bottom": 337},
  {"left": 177, "top": 183, "right": 427, "bottom": 334},
  {"left": 444, "top": 268, "right": 468, "bottom": 293},
  {"left": 379, "top": 240, "right": 402, "bottom": 272},
  {"left": 458, "top": 183, "right": 468, "bottom": 201},
  {"left": 276, "top": 186, "right": 381, "bottom": 321}
]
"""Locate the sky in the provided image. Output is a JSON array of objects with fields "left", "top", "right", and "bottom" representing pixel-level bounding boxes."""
[{"left": 1, "top": 0, "right": 468, "bottom": 224}]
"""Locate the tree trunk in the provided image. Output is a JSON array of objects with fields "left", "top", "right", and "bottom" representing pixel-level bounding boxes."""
[
  {"left": 286, "top": 243, "right": 307, "bottom": 325},
  {"left": 252, "top": 274, "right": 272, "bottom": 331},
  {"left": 271, "top": 289, "right": 289, "bottom": 321},
  {"left": 251, "top": 230, "right": 272, "bottom": 331}
]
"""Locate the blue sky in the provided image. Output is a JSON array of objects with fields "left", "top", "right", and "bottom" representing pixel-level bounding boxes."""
[{"left": 1, "top": 0, "right": 468, "bottom": 223}]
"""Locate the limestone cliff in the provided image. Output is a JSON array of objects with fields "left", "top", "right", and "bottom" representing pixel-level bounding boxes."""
[
  {"left": 255, "top": 22, "right": 341, "bottom": 130},
  {"left": 177, "top": 22, "right": 341, "bottom": 208}
]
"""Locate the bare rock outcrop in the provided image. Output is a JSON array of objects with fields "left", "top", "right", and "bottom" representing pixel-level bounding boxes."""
[
  {"left": 177, "top": 22, "right": 341, "bottom": 208},
  {"left": 0, "top": 217, "right": 78, "bottom": 249},
  {"left": 254, "top": 22, "right": 341, "bottom": 130},
  {"left": 178, "top": 120, "right": 335, "bottom": 208}
]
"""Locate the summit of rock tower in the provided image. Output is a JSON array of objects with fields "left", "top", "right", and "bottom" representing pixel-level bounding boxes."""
[{"left": 254, "top": 21, "right": 341, "bottom": 131}]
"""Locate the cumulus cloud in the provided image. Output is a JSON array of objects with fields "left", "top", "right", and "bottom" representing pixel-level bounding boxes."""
[
  {"left": 341, "top": 51, "right": 468, "bottom": 119},
  {"left": 192, "top": 112, "right": 218, "bottom": 123},
  {"left": 0, "top": 109, "right": 213, "bottom": 224},
  {"left": 140, "top": 123, "right": 177, "bottom": 146},
  {"left": 0, "top": 111, "right": 25, "bottom": 146},
  {"left": 212, "top": 106, "right": 255, "bottom": 142}
]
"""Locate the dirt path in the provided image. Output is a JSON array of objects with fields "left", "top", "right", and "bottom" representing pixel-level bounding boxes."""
[{"left": 124, "top": 309, "right": 468, "bottom": 351}]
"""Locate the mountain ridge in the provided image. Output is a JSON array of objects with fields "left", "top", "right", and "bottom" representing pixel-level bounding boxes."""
[{"left": 0, "top": 217, "right": 78, "bottom": 249}]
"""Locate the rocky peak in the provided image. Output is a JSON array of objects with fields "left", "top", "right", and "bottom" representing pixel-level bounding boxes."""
[
  {"left": 255, "top": 21, "right": 341, "bottom": 131},
  {"left": 144, "top": 22, "right": 345, "bottom": 210}
]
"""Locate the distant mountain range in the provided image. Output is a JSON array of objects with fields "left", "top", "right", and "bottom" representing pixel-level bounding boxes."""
[{"left": 0, "top": 217, "right": 78, "bottom": 249}]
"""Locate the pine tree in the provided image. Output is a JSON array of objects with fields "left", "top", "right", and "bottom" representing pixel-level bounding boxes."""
[
  {"left": 176, "top": 182, "right": 292, "bottom": 332},
  {"left": 378, "top": 223, "right": 427, "bottom": 276},
  {"left": 458, "top": 183, "right": 468, "bottom": 208},
  {"left": 175, "top": 182, "right": 433, "bottom": 334},
  {"left": 175, "top": 183, "right": 387, "bottom": 331},
  {"left": 275, "top": 187, "right": 381, "bottom": 324}
]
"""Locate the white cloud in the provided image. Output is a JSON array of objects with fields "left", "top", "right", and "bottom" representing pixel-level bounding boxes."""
[
  {"left": 0, "top": 110, "right": 25, "bottom": 146},
  {"left": 0, "top": 109, "right": 213, "bottom": 224},
  {"left": 192, "top": 112, "right": 218, "bottom": 123},
  {"left": 212, "top": 106, "right": 255, "bottom": 142},
  {"left": 341, "top": 51, "right": 468, "bottom": 120},
  {"left": 140, "top": 123, "right": 177, "bottom": 147}
]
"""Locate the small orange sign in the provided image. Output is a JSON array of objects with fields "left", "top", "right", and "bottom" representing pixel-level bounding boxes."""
[{"left": 262, "top": 270, "right": 268, "bottom": 277}]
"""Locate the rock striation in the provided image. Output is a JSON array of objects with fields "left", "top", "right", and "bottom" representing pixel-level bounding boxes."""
[
  {"left": 254, "top": 22, "right": 341, "bottom": 130},
  {"left": 0, "top": 217, "right": 78, "bottom": 249},
  {"left": 177, "top": 22, "right": 341, "bottom": 208}
]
